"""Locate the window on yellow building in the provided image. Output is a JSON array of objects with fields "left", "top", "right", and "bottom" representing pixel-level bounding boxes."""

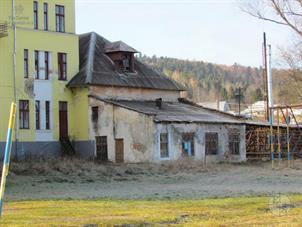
[
  {"left": 58, "top": 53, "right": 67, "bottom": 80},
  {"left": 24, "top": 49, "right": 29, "bottom": 78},
  {"left": 45, "top": 101, "right": 50, "bottom": 130},
  {"left": 44, "top": 3, "right": 48, "bottom": 31},
  {"left": 56, "top": 5, "right": 65, "bottom": 32},
  {"left": 19, "top": 100, "right": 30, "bottom": 129},
  {"left": 45, "top": 51, "right": 49, "bottom": 80},
  {"left": 35, "top": 100, "right": 40, "bottom": 130},
  {"left": 35, "top": 50, "right": 40, "bottom": 79},
  {"left": 34, "top": 1, "right": 38, "bottom": 30}
]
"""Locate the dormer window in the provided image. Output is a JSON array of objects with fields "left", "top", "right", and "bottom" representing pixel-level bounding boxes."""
[
  {"left": 104, "top": 41, "right": 138, "bottom": 73},
  {"left": 123, "top": 54, "right": 131, "bottom": 71}
]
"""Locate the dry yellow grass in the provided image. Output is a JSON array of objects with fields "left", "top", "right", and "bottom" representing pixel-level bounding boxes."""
[{"left": 1, "top": 195, "right": 302, "bottom": 226}]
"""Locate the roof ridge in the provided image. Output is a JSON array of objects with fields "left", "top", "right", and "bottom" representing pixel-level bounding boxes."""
[{"left": 85, "top": 32, "right": 97, "bottom": 84}]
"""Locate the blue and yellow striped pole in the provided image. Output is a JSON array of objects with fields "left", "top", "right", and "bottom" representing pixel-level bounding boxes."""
[{"left": 0, "top": 103, "right": 17, "bottom": 216}]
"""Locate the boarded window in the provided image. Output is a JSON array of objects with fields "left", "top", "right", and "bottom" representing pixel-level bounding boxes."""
[
  {"left": 92, "top": 106, "right": 99, "bottom": 123},
  {"left": 182, "top": 133, "right": 195, "bottom": 156},
  {"left": 96, "top": 136, "right": 108, "bottom": 161},
  {"left": 229, "top": 133, "right": 240, "bottom": 155},
  {"left": 19, "top": 100, "right": 30, "bottom": 129},
  {"left": 205, "top": 132, "right": 218, "bottom": 155},
  {"left": 160, "top": 133, "right": 169, "bottom": 158}
]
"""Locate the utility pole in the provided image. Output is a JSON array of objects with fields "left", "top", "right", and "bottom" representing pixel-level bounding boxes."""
[
  {"left": 263, "top": 32, "right": 269, "bottom": 122},
  {"left": 235, "top": 87, "right": 243, "bottom": 116}
]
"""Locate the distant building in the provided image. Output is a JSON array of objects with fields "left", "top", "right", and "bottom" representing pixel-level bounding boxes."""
[
  {"left": 198, "top": 101, "right": 231, "bottom": 112},
  {"left": 242, "top": 101, "right": 266, "bottom": 118}
]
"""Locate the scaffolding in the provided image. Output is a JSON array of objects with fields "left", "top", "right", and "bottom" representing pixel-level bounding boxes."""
[
  {"left": 269, "top": 105, "right": 302, "bottom": 168},
  {"left": 246, "top": 104, "right": 302, "bottom": 168}
]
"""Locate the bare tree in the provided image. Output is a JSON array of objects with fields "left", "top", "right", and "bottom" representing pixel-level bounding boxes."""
[
  {"left": 242, "top": 0, "right": 302, "bottom": 102},
  {"left": 242, "top": 0, "right": 302, "bottom": 37}
]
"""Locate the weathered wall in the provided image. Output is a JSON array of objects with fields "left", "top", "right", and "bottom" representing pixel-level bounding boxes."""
[
  {"left": 88, "top": 98, "right": 156, "bottom": 162},
  {"left": 155, "top": 123, "right": 246, "bottom": 163},
  {"left": 90, "top": 86, "right": 180, "bottom": 102},
  {"left": 88, "top": 97, "right": 246, "bottom": 163}
]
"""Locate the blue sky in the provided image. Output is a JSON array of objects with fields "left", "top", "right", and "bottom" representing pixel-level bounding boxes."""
[{"left": 75, "top": 0, "right": 293, "bottom": 67}]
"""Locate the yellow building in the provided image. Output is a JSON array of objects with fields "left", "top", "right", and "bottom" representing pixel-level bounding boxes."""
[{"left": 0, "top": 0, "right": 90, "bottom": 159}]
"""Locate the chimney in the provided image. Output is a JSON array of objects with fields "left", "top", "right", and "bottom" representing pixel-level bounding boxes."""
[{"left": 155, "top": 98, "right": 162, "bottom": 109}]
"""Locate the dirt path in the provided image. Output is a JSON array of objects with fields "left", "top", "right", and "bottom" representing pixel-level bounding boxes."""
[{"left": 5, "top": 160, "right": 302, "bottom": 201}]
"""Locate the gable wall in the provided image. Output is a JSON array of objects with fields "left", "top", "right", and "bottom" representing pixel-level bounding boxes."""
[
  {"left": 88, "top": 98, "right": 156, "bottom": 162},
  {"left": 90, "top": 86, "right": 181, "bottom": 101}
]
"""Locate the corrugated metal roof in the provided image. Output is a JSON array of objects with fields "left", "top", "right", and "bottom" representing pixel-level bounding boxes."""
[
  {"left": 90, "top": 95, "right": 244, "bottom": 124},
  {"left": 67, "top": 32, "right": 186, "bottom": 91}
]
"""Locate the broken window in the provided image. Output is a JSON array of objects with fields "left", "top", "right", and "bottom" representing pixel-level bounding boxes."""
[
  {"left": 19, "top": 100, "right": 30, "bottom": 129},
  {"left": 205, "top": 132, "right": 218, "bottom": 155},
  {"left": 182, "top": 133, "right": 195, "bottom": 156},
  {"left": 96, "top": 136, "right": 108, "bottom": 161},
  {"left": 160, "top": 133, "right": 169, "bottom": 158},
  {"left": 123, "top": 54, "right": 132, "bottom": 72},
  {"left": 229, "top": 133, "right": 240, "bottom": 155},
  {"left": 92, "top": 106, "right": 99, "bottom": 123}
]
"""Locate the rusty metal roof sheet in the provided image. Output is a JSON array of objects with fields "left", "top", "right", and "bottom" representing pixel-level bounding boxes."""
[
  {"left": 90, "top": 95, "right": 244, "bottom": 124},
  {"left": 67, "top": 32, "right": 186, "bottom": 91}
]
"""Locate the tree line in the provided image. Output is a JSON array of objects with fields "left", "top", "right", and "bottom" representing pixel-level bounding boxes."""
[{"left": 138, "top": 55, "right": 300, "bottom": 106}]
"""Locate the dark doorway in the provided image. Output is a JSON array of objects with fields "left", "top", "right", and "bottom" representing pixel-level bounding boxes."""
[
  {"left": 115, "top": 139, "right": 124, "bottom": 163},
  {"left": 96, "top": 136, "right": 108, "bottom": 161},
  {"left": 59, "top": 101, "right": 68, "bottom": 139},
  {"left": 205, "top": 132, "right": 219, "bottom": 155}
]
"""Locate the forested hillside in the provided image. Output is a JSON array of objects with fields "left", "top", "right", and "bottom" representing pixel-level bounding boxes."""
[{"left": 138, "top": 55, "right": 300, "bottom": 106}]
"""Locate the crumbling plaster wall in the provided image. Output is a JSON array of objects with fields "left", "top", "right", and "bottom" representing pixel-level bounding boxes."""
[
  {"left": 89, "top": 98, "right": 156, "bottom": 163},
  {"left": 155, "top": 123, "right": 246, "bottom": 163},
  {"left": 89, "top": 98, "right": 246, "bottom": 163},
  {"left": 90, "top": 86, "right": 180, "bottom": 101}
]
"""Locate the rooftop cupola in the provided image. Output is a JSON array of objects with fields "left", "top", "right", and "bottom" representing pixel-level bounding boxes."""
[{"left": 105, "top": 41, "right": 138, "bottom": 73}]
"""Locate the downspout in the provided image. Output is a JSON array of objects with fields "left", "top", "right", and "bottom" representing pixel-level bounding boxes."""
[{"left": 12, "top": 0, "right": 18, "bottom": 160}]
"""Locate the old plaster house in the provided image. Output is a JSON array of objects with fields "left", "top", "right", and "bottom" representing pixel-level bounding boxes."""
[{"left": 67, "top": 32, "right": 246, "bottom": 163}]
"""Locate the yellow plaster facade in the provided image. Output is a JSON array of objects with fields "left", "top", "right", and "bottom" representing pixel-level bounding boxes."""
[{"left": 0, "top": 0, "right": 89, "bottom": 154}]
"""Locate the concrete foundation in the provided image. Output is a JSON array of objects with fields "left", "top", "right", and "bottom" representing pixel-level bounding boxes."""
[{"left": 0, "top": 140, "right": 95, "bottom": 160}]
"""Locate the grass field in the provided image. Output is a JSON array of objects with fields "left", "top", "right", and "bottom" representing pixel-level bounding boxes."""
[{"left": 1, "top": 195, "right": 302, "bottom": 226}]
